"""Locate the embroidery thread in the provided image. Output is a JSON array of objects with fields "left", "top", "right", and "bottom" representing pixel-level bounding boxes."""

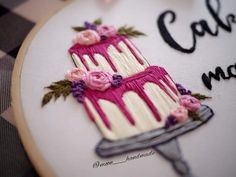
[
  {"left": 42, "top": 19, "right": 214, "bottom": 177},
  {"left": 202, "top": 63, "right": 236, "bottom": 90},
  {"left": 157, "top": 0, "right": 236, "bottom": 53},
  {"left": 42, "top": 80, "right": 71, "bottom": 107},
  {"left": 73, "top": 18, "right": 145, "bottom": 41}
]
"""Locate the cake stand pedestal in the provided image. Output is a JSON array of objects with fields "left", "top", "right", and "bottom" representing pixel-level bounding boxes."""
[
  {"left": 96, "top": 105, "right": 214, "bottom": 177},
  {"left": 153, "top": 139, "right": 194, "bottom": 177}
]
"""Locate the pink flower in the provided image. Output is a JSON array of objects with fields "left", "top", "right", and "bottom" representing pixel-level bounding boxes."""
[
  {"left": 65, "top": 68, "right": 87, "bottom": 82},
  {"left": 96, "top": 25, "right": 117, "bottom": 37},
  {"left": 171, "top": 106, "right": 188, "bottom": 123},
  {"left": 73, "top": 29, "right": 100, "bottom": 46},
  {"left": 85, "top": 71, "right": 112, "bottom": 91},
  {"left": 180, "top": 95, "right": 201, "bottom": 112}
]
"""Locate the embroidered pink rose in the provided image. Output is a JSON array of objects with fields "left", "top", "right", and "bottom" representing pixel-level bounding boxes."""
[
  {"left": 96, "top": 25, "right": 117, "bottom": 37},
  {"left": 171, "top": 106, "right": 188, "bottom": 123},
  {"left": 73, "top": 29, "right": 101, "bottom": 45},
  {"left": 65, "top": 68, "right": 87, "bottom": 82},
  {"left": 85, "top": 71, "right": 112, "bottom": 91},
  {"left": 180, "top": 95, "right": 201, "bottom": 112}
]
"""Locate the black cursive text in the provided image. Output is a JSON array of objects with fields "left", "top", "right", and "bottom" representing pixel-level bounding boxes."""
[
  {"left": 157, "top": 0, "right": 236, "bottom": 53},
  {"left": 202, "top": 63, "right": 236, "bottom": 90}
]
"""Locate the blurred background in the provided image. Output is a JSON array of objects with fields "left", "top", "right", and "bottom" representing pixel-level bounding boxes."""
[{"left": 0, "top": 0, "right": 68, "bottom": 176}]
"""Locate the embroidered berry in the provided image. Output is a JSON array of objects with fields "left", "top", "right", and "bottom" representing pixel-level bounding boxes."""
[
  {"left": 76, "top": 95, "right": 84, "bottom": 103},
  {"left": 100, "top": 35, "right": 107, "bottom": 41},
  {"left": 71, "top": 80, "right": 87, "bottom": 103},
  {"left": 84, "top": 21, "right": 97, "bottom": 30},
  {"left": 165, "top": 115, "right": 178, "bottom": 129},
  {"left": 176, "top": 83, "right": 192, "bottom": 95},
  {"left": 111, "top": 74, "right": 123, "bottom": 87}
]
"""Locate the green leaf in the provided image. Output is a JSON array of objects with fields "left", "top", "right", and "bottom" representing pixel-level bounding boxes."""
[
  {"left": 42, "top": 80, "right": 72, "bottom": 107},
  {"left": 118, "top": 25, "right": 146, "bottom": 38},
  {"left": 46, "top": 85, "right": 59, "bottom": 90},
  {"left": 72, "top": 26, "right": 86, "bottom": 32},
  {"left": 42, "top": 91, "right": 54, "bottom": 107},
  {"left": 93, "top": 18, "right": 102, "bottom": 25},
  {"left": 54, "top": 91, "right": 61, "bottom": 101},
  {"left": 191, "top": 93, "right": 212, "bottom": 100},
  {"left": 53, "top": 80, "right": 71, "bottom": 86},
  {"left": 188, "top": 111, "right": 202, "bottom": 121},
  {"left": 62, "top": 88, "right": 71, "bottom": 99}
]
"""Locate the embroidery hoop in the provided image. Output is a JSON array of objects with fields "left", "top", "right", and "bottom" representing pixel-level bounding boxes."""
[
  {"left": 10, "top": 0, "right": 236, "bottom": 176},
  {"left": 11, "top": 1, "right": 72, "bottom": 177}
]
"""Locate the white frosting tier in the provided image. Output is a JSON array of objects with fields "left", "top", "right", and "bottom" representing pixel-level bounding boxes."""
[
  {"left": 85, "top": 78, "right": 179, "bottom": 140},
  {"left": 71, "top": 39, "right": 149, "bottom": 77},
  {"left": 71, "top": 38, "right": 180, "bottom": 140}
]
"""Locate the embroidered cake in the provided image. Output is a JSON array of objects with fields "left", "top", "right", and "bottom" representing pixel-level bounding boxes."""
[
  {"left": 42, "top": 19, "right": 214, "bottom": 177},
  {"left": 69, "top": 34, "right": 181, "bottom": 140}
]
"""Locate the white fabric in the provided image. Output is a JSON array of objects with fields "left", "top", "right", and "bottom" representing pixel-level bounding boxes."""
[{"left": 19, "top": 0, "right": 236, "bottom": 177}]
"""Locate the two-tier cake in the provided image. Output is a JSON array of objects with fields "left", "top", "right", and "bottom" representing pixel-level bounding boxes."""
[
  {"left": 42, "top": 19, "right": 214, "bottom": 177},
  {"left": 69, "top": 35, "right": 179, "bottom": 140}
]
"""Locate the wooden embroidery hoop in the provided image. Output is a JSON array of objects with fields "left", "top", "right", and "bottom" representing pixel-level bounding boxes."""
[
  {"left": 11, "top": 1, "right": 236, "bottom": 177},
  {"left": 11, "top": 1, "right": 72, "bottom": 177}
]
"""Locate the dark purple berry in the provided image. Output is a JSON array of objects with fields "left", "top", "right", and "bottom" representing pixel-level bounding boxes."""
[
  {"left": 165, "top": 115, "right": 177, "bottom": 129},
  {"left": 111, "top": 79, "right": 119, "bottom": 87},
  {"left": 111, "top": 74, "right": 123, "bottom": 87},
  {"left": 175, "top": 83, "right": 191, "bottom": 95},
  {"left": 76, "top": 86, "right": 85, "bottom": 93},
  {"left": 71, "top": 82, "right": 78, "bottom": 88},
  {"left": 101, "top": 35, "right": 107, "bottom": 40},
  {"left": 76, "top": 95, "right": 84, "bottom": 103},
  {"left": 84, "top": 21, "right": 97, "bottom": 30},
  {"left": 112, "top": 74, "right": 123, "bottom": 80},
  {"left": 72, "top": 91, "right": 79, "bottom": 97},
  {"left": 71, "top": 80, "right": 87, "bottom": 103}
]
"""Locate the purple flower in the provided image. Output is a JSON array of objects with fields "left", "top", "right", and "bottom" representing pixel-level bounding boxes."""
[
  {"left": 176, "top": 83, "right": 192, "bottom": 95},
  {"left": 165, "top": 115, "right": 178, "bottom": 129},
  {"left": 71, "top": 80, "right": 87, "bottom": 103},
  {"left": 72, "top": 80, "right": 86, "bottom": 89},
  {"left": 84, "top": 21, "right": 97, "bottom": 30},
  {"left": 100, "top": 35, "right": 108, "bottom": 41},
  {"left": 111, "top": 74, "right": 123, "bottom": 87},
  {"left": 112, "top": 74, "right": 123, "bottom": 80},
  {"left": 76, "top": 95, "right": 84, "bottom": 103}
]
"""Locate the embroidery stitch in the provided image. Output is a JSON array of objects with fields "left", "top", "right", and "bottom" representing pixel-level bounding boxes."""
[
  {"left": 157, "top": 0, "right": 236, "bottom": 53},
  {"left": 42, "top": 80, "right": 71, "bottom": 107},
  {"left": 42, "top": 19, "right": 214, "bottom": 177},
  {"left": 202, "top": 63, "right": 236, "bottom": 90}
]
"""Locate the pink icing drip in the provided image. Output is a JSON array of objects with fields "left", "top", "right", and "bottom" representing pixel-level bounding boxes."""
[
  {"left": 111, "top": 92, "right": 135, "bottom": 125},
  {"left": 122, "top": 39, "right": 144, "bottom": 65},
  {"left": 83, "top": 101, "right": 95, "bottom": 122},
  {"left": 159, "top": 67, "right": 178, "bottom": 95},
  {"left": 135, "top": 85, "right": 161, "bottom": 122},
  {"left": 114, "top": 44, "right": 122, "bottom": 53},
  {"left": 89, "top": 97, "right": 112, "bottom": 129},
  {"left": 76, "top": 54, "right": 90, "bottom": 71},
  {"left": 156, "top": 80, "right": 176, "bottom": 102},
  {"left": 128, "top": 39, "right": 145, "bottom": 59},
  {"left": 69, "top": 36, "right": 123, "bottom": 72},
  {"left": 162, "top": 75, "right": 178, "bottom": 95},
  {"left": 84, "top": 66, "right": 177, "bottom": 130},
  {"left": 88, "top": 53, "right": 99, "bottom": 66},
  {"left": 69, "top": 35, "right": 146, "bottom": 72}
]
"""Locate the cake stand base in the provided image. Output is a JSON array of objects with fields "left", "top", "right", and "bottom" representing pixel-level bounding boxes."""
[
  {"left": 153, "top": 139, "right": 194, "bottom": 177},
  {"left": 95, "top": 105, "right": 214, "bottom": 177},
  {"left": 96, "top": 105, "right": 214, "bottom": 157}
]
